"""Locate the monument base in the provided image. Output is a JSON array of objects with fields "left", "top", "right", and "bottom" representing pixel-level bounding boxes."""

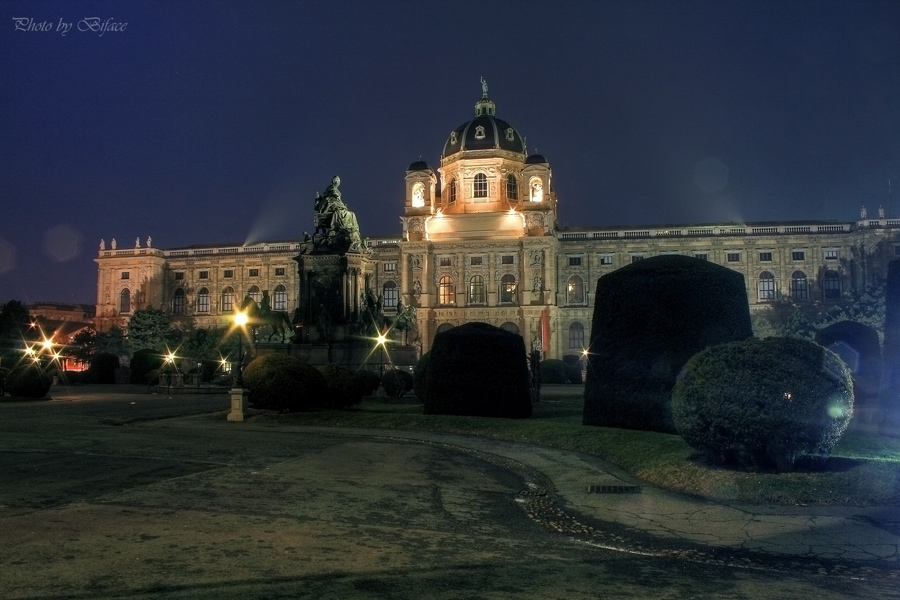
[{"left": 227, "top": 388, "right": 247, "bottom": 422}]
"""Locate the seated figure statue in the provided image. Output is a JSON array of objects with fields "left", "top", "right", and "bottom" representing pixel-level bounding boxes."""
[{"left": 313, "top": 175, "right": 363, "bottom": 251}]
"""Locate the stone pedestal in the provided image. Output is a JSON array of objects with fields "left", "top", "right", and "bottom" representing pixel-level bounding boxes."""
[{"left": 227, "top": 388, "right": 247, "bottom": 422}]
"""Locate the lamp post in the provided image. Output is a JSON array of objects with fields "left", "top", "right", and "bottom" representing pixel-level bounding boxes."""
[
  {"left": 234, "top": 311, "right": 248, "bottom": 387},
  {"left": 376, "top": 333, "right": 387, "bottom": 378}
]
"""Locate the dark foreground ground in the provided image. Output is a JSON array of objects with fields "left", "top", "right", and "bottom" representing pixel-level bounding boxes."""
[{"left": 0, "top": 386, "right": 898, "bottom": 599}]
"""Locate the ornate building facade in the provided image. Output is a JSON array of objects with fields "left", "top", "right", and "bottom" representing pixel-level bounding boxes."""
[{"left": 94, "top": 86, "right": 900, "bottom": 359}]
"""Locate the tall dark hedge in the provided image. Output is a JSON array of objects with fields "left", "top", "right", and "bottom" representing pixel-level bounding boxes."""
[
  {"left": 880, "top": 260, "right": 900, "bottom": 437},
  {"left": 85, "top": 352, "right": 121, "bottom": 384},
  {"left": 672, "top": 337, "right": 853, "bottom": 471},
  {"left": 423, "top": 322, "right": 531, "bottom": 418},
  {"left": 815, "top": 321, "right": 882, "bottom": 405},
  {"left": 583, "top": 255, "right": 752, "bottom": 433}
]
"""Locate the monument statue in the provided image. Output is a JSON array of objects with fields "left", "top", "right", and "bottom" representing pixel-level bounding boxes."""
[{"left": 303, "top": 175, "right": 368, "bottom": 254}]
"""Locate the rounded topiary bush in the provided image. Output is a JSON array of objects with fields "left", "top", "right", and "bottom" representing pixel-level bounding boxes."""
[
  {"left": 423, "top": 322, "right": 531, "bottom": 418},
  {"left": 6, "top": 365, "right": 52, "bottom": 398},
  {"left": 672, "top": 337, "right": 854, "bottom": 471},
  {"left": 243, "top": 354, "right": 327, "bottom": 412},
  {"left": 0, "top": 366, "right": 8, "bottom": 396},
  {"left": 540, "top": 359, "right": 569, "bottom": 384},
  {"left": 318, "top": 364, "right": 358, "bottom": 408},
  {"left": 413, "top": 351, "right": 430, "bottom": 401},
  {"left": 382, "top": 368, "right": 413, "bottom": 398},
  {"left": 130, "top": 349, "right": 163, "bottom": 385},
  {"left": 350, "top": 369, "right": 381, "bottom": 401},
  {"left": 85, "top": 352, "right": 121, "bottom": 384}
]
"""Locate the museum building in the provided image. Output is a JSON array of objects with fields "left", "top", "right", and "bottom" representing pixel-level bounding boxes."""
[{"left": 94, "top": 86, "right": 900, "bottom": 359}]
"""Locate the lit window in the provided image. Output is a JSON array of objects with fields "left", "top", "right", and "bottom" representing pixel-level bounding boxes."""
[
  {"left": 759, "top": 252, "right": 773, "bottom": 262},
  {"left": 173, "top": 289, "right": 186, "bottom": 315},
  {"left": 506, "top": 174, "right": 518, "bottom": 200},
  {"left": 567, "top": 275, "right": 585, "bottom": 304},
  {"left": 197, "top": 288, "right": 210, "bottom": 312},
  {"left": 249, "top": 268, "right": 260, "bottom": 277},
  {"left": 568, "top": 256, "right": 582, "bottom": 267},
  {"left": 382, "top": 281, "right": 397, "bottom": 309},
  {"left": 824, "top": 270, "right": 841, "bottom": 299},
  {"left": 438, "top": 276, "right": 455, "bottom": 305},
  {"left": 726, "top": 252, "right": 740, "bottom": 263},
  {"left": 500, "top": 274, "right": 517, "bottom": 304},
  {"left": 411, "top": 183, "right": 425, "bottom": 208},
  {"left": 275, "top": 267, "right": 285, "bottom": 277},
  {"left": 468, "top": 275, "right": 486, "bottom": 304},
  {"left": 247, "top": 285, "right": 261, "bottom": 303},
  {"left": 120, "top": 289, "right": 131, "bottom": 314},
  {"left": 221, "top": 287, "right": 234, "bottom": 312},
  {"left": 223, "top": 269, "right": 234, "bottom": 278},
  {"left": 273, "top": 285, "right": 287, "bottom": 311},
  {"left": 449, "top": 179, "right": 457, "bottom": 203},
  {"left": 758, "top": 272, "right": 775, "bottom": 301},
  {"left": 790, "top": 271, "right": 808, "bottom": 301},
  {"left": 792, "top": 250, "right": 805, "bottom": 261},
  {"left": 198, "top": 271, "right": 209, "bottom": 280},
  {"left": 121, "top": 272, "right": 130, "bottom": 280},
  {"left": 474, "top": 173, "right": 488, "bottom": 198},
  {"left": 568, "top": 322, "right": 585, "bottom": 349}
]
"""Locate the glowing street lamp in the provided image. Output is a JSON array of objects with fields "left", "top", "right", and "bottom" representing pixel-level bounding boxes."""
[{"left": 376, "top": 332, "right": 387, "bottom": 378}]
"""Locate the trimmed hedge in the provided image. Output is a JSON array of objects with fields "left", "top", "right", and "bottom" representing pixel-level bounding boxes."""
[
  {"left": 85, "top": 352, "right": 121, "bottom": 384},
  {"left": 672, "top": 337, "right": 854, "bottom": 471},
  {"left": 318, "top": 364, "right": 366, "bottom": 408},
  {"left": 130, "top": 349, "right": 163, "bottom": 384},
  {"left": 382, "top": 368, "right": 413, "bottom": 398},
  {"left": 243, "top": 354, "right": 327, "bottom": 412},
  {"left": 351, "top": 369, "right": 381, "bottom": 400},
  {"left": 584, "top": 255, "right": 752, "bottom": 433},
  {"left": 540, "top": 359, "right": 568, "bottom": 384},
  {"left": 815, "top": 321, "right": 882, "bottom": 405},
  {"left": 413, "top": 351, "right": 430, "bottom": 401},
  {"left": 6, "top": 365, "right": 51, "bottom": 398},
  {"left": 423, "top": 322, "right": 531, "bottom": 418}
]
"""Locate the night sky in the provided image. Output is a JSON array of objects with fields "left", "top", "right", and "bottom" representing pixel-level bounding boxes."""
[{"left": 2, "top": 0, "right": 899, "bottom": 305}]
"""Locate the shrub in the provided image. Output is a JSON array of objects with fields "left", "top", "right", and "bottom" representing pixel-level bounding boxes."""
[
  {"left": 382, "top": 368, "right": 413, "bottom": 398},
  {"left": 540, "top": 359, "right": 568, "bottom": 384},
  {"left": 423, "top": 322, "right": 531, "bottom": 418},
  {"left": 562, "top": 354, "right": 583, "bottom": 384},
  {"left": 584, "top": 255, "right": 753, "bottom": 433},
  {"left": 672, "top": 337, "right": 854, "bottom": 471},
  {"left": 351, "top": 369, "right": 381, "bottom": 401},
  {"left": 6, "top": 365, "right": 51, "bottom": 398},
  {"left": 243, "top": 353, "right": 326, "bottom": 412},
  {"left": 130, "top": 349, "right": 163, "bottom": 384},
  {"left": 0, "top": 366, "right": 8, "bottom": 395},
  {"left": 318, "top": 364, "right": 360, "bottom": 408},
  {"left": 413, "top": 351, "right": 430, "bottom": 401},
  {"left": 84, "top": 352, "right": 121, "bottom": 384}
]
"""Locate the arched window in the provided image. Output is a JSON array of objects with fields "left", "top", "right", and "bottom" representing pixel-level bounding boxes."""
[
  {"left": 221, "top": 287, "right": 234, "bottom": 312},
  {"left": 500, "top": 274, "right": 517, "bottom": 304},
  {"left": 438, "top": 276, "right": 455, "bottom": 305},
  {"left": 500, "top": 322, "right": 520, "bottom": 335},
  {"left": 468, "top": 275, "right": 485, "bottom": 305},
  {"left": 173, "top": 289, "right": 186, "bottom": 315},
  {"left": 474, "top": 173, "right": 488, "bottom": 198},
  {"left": 790, "top": 271, "right": 808, "bottom": 301},
  {"left": 824, "top": 270, "right": 841, "bottom": 299},
  {"left": 569, "top": 322, "right": 585, "bottom": 349},
  {"left": 436, "top": 323, "right": 454, "bottom": 336},
  {"left": 273, "top": 284, "right": 287, "bottom": 311},
  {"left": 448, "top": 178, "right": 457, "bottom": 204},
  {"left": 411, "top": 182, "right": 425, "bottom": 208},
  {"left": 382, "top": 281, "right": 398, "bottom": 309},
  {"left": 197, "top": 288, "right": 210, "bottom": 313},
  {"left": 506, "top": 174, "right": 518, "bottom": 201},
  {"left": 758, "top": 271, "right": 775, "bottom": 301},
  {"left": 247, "top": 285, "right": 261, "bottom": 304},
  {"left": 567, "top": 275, "right": 584, "bottom": 305},
  {"left": 120, "top": 289, "right": 131, "bottom": 314},
  {"left": 530, "top": 177, "right": 543, "bottom": 202}
]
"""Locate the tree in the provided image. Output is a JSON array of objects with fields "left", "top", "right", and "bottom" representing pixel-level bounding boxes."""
[
  {"left": 95, "top": 326, "right": 128, "bottom": 358},
  {"left": 0, "top": 300, "right": 40, "bottom": 346},
  {"left": 126, "top": 307, "right": 174, "bottom": 353}
]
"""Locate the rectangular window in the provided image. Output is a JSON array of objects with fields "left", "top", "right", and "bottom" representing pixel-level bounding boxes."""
[
  {"left": 824, "top": 249, "right": 838, "bottom": 260},
  {"left": 198, "top": 271, "right": 209, "bottom": 280},
  {"left": 599, "top": 255, "right": 613, "bottom": 266},
  {"left": 275, "top": 267, "right": 285, "bottom": 277},
  {"left": 470, "top": 256, "right": 483, "bottom": 266},
  {"left": 174, "top": 272, "right": 184, "bottom": 280},
  {"left": 694, "top": 253, "right": 708, "bottom": 261},
  {"left": 726, "top": 252, "right": 740, "bottom": 263},
  {"left": 384, "top": 262, "right": 397, "bottom": 272},
  {"left": 792, "top": 250, "right": 805, "bottom": 261},
  {"left": 501, "top": 255, "right": 514, "bottom": 265},
  {"left": 631, "top": 255, "right": 644, "bottom": 263},
  {"left": 249, "top": 268, "right": 260, "bottom": 277},
  {"left": 120, "top": 272, "right": 130, "bottom": 280},
  {"left": 759, "top": 251, "right": 773, "bottom": 262},
  {"left": 568, "top": 256, "right": 582, "bottom": 267},
  {"left": 223, "top": 269, "right": 234, "bottom": 278},
  {"left": 439, "top": 257, "right": 451, "bottom": 267}
]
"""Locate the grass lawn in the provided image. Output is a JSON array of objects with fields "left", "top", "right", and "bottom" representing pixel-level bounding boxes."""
[{"left": 258, "top": 385, "right": 900, "bottom": 507}]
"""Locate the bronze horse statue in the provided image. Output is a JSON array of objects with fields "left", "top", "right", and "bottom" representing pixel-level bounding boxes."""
[{"left": 240, "top": 295, "right": 293, "bottom": 343}]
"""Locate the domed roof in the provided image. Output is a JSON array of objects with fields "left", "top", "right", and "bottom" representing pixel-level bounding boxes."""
[
  {"left": 442, "top": 84, "right": 526, "bottom": 159},
  {"left": 407, "top": 160, "right": 430, "bottom": 171},
  {"left": 525, "top": 153, "right": 547, "bottom": 164}
]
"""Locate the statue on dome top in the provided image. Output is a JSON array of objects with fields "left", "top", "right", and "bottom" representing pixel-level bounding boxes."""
[{"left": 480, "top": 77, "right": 488, "bottom": 98}]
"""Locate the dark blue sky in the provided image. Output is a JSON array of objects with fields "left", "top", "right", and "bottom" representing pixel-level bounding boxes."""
[{"left": 2, "top": 0, "right": 899, "bottom": 304}]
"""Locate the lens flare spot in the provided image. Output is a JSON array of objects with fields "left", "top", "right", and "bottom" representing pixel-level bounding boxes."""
[
  {"left": 0, "top": 236, "right": 16, "bottom": 274},
  {"left": 43, "top": 224, "right": 82, "bottom": 263},
  {"left": 827, "top": 404, "right": 846, "bottom": 419}
]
